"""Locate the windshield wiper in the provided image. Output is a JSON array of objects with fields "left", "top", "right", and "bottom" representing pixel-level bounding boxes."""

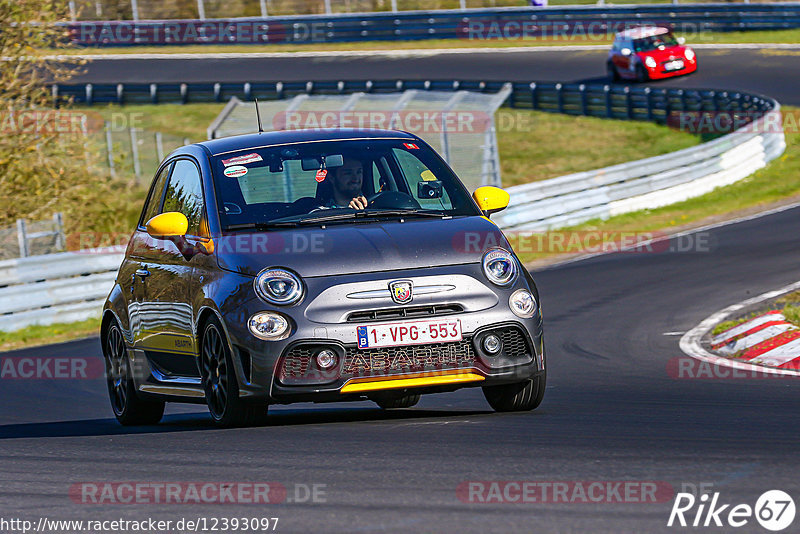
[{"left": 224, "top": 221, "right": 299, "bottom": 231}]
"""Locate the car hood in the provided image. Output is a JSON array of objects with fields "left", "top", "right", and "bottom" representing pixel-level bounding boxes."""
[
  {"left": 215, "top": 216, "right": 509, "bottom": 278},
  {"left": 637, "top": 46, "right": 688, "bottom": 62}
]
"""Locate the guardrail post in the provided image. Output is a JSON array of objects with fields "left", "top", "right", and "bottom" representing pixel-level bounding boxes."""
[
  {"left": 16, "top": 219, "right": 28, "bottom": 259},
  {"left": 85, "top": 83, "right": 93, "bottom": 106},
  {"left": 52, "top": 84, "right": 59, "bottom": 108},
  {"left": 197, "top": 0, "right": 206, "bottom": 20},
  {"left": 244, "top": 82, "right": 252, "bottom": 101},
  {"left": 678, "top": 89, "right": 687, "bottom": 111},
  {"left": 645, "top": 87, "right": 653, "bottom": 121},
  {"left": 663, "top": 89, "right": 672, "bottom": 124},
  {"left": 53, "top": 213, "right": 65, "bottom": 252},
  {"left": 260, "top": 0, "right": 268, "bottom": 17},
  {"left": 625, "top": 86, "right": 633, "bottom": 119},
  {"left": 530, "top": 82, "right": 538, "bottom": 110},
  {"left": 324, "top": 0, "right": 332, "bottom": 15},
  {"left": 391, "top": 0, "right": 398, "bottom": 12},
  {"left": 579, "top": 84, "right": 588, "bottom": 115},
  {"left": 116, "top": 83, "right": 124, "bottom": 104},
  {"left": 555, "top": 83, "right": 564, "bottom": 113},
  {"left": 156, "top": 132, "right": 164, "bottom": 162},
  {"left": 180, "top": 83, "right": 188, "bottom": 104},
  {"left": 604, "top": 85, "right": 613, "bottom": 118},
  {"left": 104, "top": 122, "right": 116, "bottom": 178},
  {"left": 460, "top": 0, "right": 466, "bottom": 9},
  {"left": 131, "top": 0, "right": 139, "bottom": 20},
  {"left": 214, "top": 83, "right": 221, "bottom": 102},
  {"left": 150, "top": 83, "right": 158, "bottom": 104},
  {"left": 276, "top": 82, "right": 284, "bottom": 100},
  {"left": 130, "top": 128, "right": 141, "bottom": 181}
]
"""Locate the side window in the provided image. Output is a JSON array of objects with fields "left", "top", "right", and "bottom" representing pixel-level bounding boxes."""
[
  {"left": 162, "top": 159, "right": 205, "bottom": 236},
  {"left": 140, "top": 163, "right": 172, "bottom": 227}
]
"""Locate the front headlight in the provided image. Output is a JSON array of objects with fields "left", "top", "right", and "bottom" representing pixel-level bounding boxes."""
[
  {"left": 644, "top": 56, "right": 657, "bottom": 68},
  {"left": 249, "top": 312, "right": 290, "bottom": 341},
  {"left": 684, "top": 47, "right": 695, "bottom": 61},
  {"left": 482, "top": 248, "right": 517, "bottom": 286},
  {"left": 255, "top": 268, "right": 304, "bottom": 305},
  {"left": 509, "top": 289, "right": 537, "bottom": 318}
]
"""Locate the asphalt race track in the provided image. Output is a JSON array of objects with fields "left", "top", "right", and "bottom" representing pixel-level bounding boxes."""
[
  {"left": 2, "top": 206, "right": 800, "bottom": 532},
  {"left": 72, "top": 47, "right": 800, "bottom": 105},
  {"left": 2, "top": 45, "right": 798, "bottom": 533}
]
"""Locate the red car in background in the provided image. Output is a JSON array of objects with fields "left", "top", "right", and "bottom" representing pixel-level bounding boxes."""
[{"left": 607, "top": 27, "right": 697, "bottom": 82}]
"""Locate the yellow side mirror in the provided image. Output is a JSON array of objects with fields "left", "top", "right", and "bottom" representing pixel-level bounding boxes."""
[
  {"left": 146, "top": 212, "right": 188, "bottom": 238},
  {"left": 472, "top": 186, "right": 510, "bottom": 215}
]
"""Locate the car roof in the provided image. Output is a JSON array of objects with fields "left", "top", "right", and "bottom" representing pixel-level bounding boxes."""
[
  {"left": 615, "top": 26, "right": 670, "bottom": 40},
  {"left": 197, "top": 128, "right": 418, "bottom": 157}
]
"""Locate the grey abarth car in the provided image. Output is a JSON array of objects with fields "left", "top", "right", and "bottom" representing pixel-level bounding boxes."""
[{"left": 101, "top": 129, "right": 546, "bottom": 426}]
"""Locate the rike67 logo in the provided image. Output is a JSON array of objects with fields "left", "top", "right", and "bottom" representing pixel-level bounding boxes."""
[{"left": 668, "top": 490, "right": 795, "bottom": 531}]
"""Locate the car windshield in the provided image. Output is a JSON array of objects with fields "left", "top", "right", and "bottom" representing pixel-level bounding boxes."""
[
  {"left": 210, "top": 139, "right": 481, "bottom": 230},
  {"left": 633, "top": 33, "right": 678, "bottom": 52}
]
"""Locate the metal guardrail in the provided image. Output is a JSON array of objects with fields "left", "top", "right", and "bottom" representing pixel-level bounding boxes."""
[
  {"left": 493, "top": 106, "right": 786, "bottom": 230},
  {"left": 54, "top": 79, "right": 777, "bottom": 122},
  {"left": 67, "top": 4, "right": 800, "bottom": 46},
  {"left": 0, "top": 249, "right": 124, "bottom": 332}
]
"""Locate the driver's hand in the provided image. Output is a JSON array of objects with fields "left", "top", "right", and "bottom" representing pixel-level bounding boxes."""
[{"left": 348, "top": 196, "right": 368, "bottom": 210}]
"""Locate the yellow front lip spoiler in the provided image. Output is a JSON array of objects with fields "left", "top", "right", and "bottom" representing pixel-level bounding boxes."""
[{"left": 340, "top": 370, "right": 485, "bottom": 394}]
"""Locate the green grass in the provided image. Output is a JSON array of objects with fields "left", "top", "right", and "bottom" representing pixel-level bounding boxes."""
[
  {"left": 52, "top": 28, "right": 800, "bottom": 56},
  {"left": 712, "top": 317, "right": 753, "bottom": 336},
  {"left": 497, "top": 110, "right": 700, "bottom": 185},
  {"left": 0, "top": 318, "right": 101, "bottom": 352}
]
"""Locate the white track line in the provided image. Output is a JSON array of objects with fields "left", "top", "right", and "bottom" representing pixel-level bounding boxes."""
[
  {"left": 679, "top": 281, "right": 800, "bottom": 378},
  {"left": 46, "top": 42, "right": 800, "bottom": 61}
]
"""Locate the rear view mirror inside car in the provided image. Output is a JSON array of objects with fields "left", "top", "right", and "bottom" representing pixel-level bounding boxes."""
[{"left": 301, "top": 154, "right": 344, "bottom": 171}]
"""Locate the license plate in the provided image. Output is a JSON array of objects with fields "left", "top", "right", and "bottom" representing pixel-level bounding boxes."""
[
  {"left": 357, "top": 319, "right": 462, "bottom": 349},
  {"left": 665, "top": 60, "right": 684, "bottom": 71}
]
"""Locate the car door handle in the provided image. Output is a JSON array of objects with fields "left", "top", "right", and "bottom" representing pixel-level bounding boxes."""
[{"left": 135, "top": 269, "right": 151, "bottom": 279}]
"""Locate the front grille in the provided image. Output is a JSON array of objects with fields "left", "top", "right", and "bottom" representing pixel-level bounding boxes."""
[
  {"left": 346, "top": 304, "right": 463, "bottom": 323},
  {"left": 343, "top": 339, "right": 475, "bottom": 377}
]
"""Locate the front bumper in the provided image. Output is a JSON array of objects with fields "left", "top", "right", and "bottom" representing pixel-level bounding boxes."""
[{"left": 222, "top": 263, "right": 544, "bottom": 402}]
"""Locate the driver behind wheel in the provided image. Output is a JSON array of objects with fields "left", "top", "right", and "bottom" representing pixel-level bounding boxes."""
[{"left": 329, "top": 156, "right": 368, "bottom": 210}]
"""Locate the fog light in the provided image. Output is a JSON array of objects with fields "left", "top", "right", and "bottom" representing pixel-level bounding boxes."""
[
  {"left": 316, "top": 349, "right": 337, "bottom": 369},
  {"left": 509, "top": 289, "right": 536, "bottom": 318},
  {"left": 483, "top": 334, "right": 502, "bottom": 355},
  {"left": 248, "top": 312, "right": 290, "bottom": 341}
]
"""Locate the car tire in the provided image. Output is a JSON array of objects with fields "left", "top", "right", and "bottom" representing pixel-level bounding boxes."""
[
  {"left": 371, "top": 391, "right": 421, "bottom": 409},
  {"left": 482, "top": 370, "right": 546, "bottom": 412},
  {"left": 199, "top": 316, "right": 269, "bottom": 427},
  {"left": 635, "top": 64, "right": 649, "bottom": 83},
  {"left": 607, "top": 61, "right": 621, "bottom": 82},
  {"left": 103, "top": 321, "right": 165, "bottom": 426}
]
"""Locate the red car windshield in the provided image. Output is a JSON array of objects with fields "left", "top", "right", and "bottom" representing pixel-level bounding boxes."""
[{"left": 633, "top": 33, "right": 679, "bottom": 53}]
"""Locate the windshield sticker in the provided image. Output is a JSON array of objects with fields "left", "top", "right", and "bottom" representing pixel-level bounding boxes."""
[
  {"left": 223, "top": 165, "right": 249, "bottom": 178},
  {"left": 315, "top": 169, "right": 328, "bottom": 183},
  {"left": 403, "top": 143, "right": 419, "bottom": 150},
  {"left": 221, "top": 153, "right": 263, "bottom": 167},
  {"left": 420, "top": 170, "right": 437, "bottom": 182}
]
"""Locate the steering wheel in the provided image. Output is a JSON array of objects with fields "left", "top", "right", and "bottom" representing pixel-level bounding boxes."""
[{"left": 366, "top": 191, "right": 421, "bottom": 210}]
